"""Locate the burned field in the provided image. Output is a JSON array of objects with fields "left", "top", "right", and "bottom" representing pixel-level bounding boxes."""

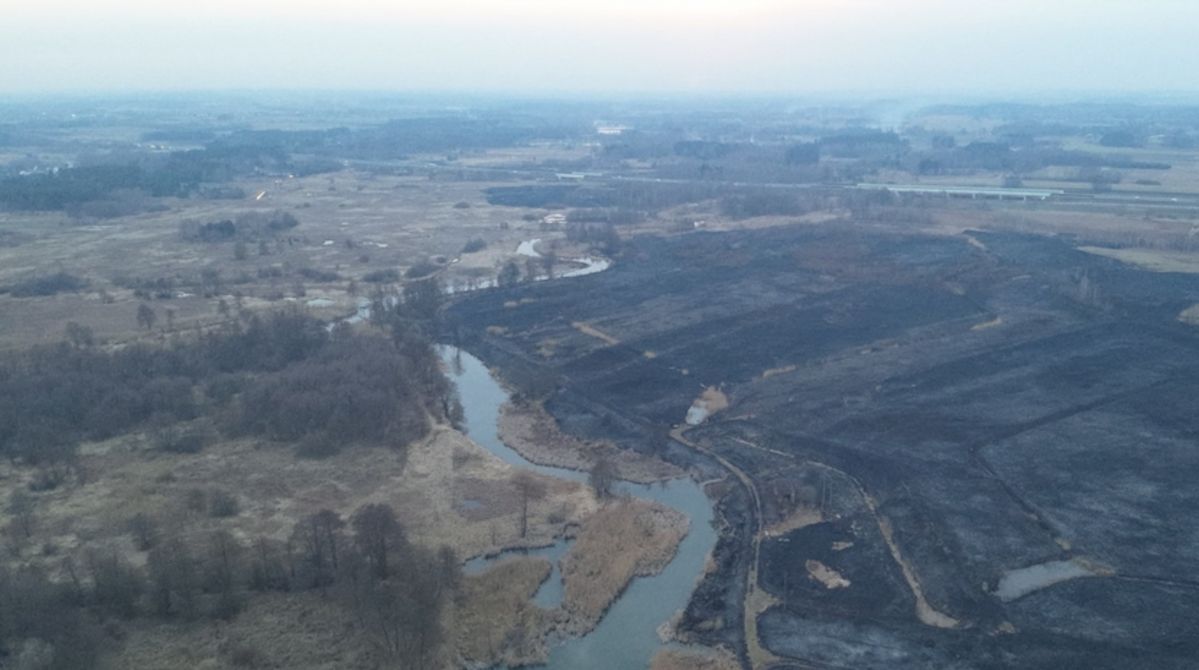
[{"left": 447, "top": 222, "right": 1199, "bottom": 669}]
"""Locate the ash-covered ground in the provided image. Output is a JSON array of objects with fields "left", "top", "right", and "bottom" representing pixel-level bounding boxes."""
[{"left": 446, "top": 223, "right": 1199, "bottom": 669}]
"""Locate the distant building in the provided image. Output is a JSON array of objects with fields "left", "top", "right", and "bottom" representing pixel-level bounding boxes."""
[
  {"left": 596, "top": 124, "right": 630, "bottom": 136},
  {"left": 857, "top": 183, "right": 1062, "bottom": 201}
]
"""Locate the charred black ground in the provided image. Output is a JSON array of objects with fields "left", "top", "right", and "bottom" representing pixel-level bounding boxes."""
[{"left": 447, "top": 223, "right": 1199, "bottom": 669}]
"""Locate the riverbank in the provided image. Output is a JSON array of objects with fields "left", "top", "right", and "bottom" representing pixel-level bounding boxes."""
[
  {"left": 651, "top": 647, "right": 741, "bottom": 670},
  {"left": 498, "top": 399, "right": 683, "bottom": 484},
  {"left": 455, "top": 557, "right": 554, "bottom": 667},
  {"left": 442, "top": 346, "right": 719, "bottom": 669}
]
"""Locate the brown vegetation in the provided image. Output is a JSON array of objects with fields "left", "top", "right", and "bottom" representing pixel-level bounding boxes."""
[
  {"left": 559, "top": 500, "right": 688, "bottom": 634},
  {"left": 454, "top": 557, "right": 553, "bottom": 667},
  {"left": 498, "top": 400, "right": 682, "bottom": 484}
]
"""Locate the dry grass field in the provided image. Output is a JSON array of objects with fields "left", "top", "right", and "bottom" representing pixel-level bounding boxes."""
[{"left": 0, "top": 169, "right": 569, "bottom": 350}]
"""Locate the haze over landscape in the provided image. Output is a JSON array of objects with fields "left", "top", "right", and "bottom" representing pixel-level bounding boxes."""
[
  {"left": 4, "top": 2, "right": 1199, "bottom": 670},
  {"left": 4, "top": 0, "right": 1199, "bottom": 93}
]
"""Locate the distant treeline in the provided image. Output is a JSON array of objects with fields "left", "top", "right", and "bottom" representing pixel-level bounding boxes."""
[
  {"left": 211, "top": 116, "right": 583, "bottom": 160},
  {"left": 0, "top": 114, "right": 585, "bottom": 213},
  {"left": 485, "top": 181, "right": 724, "bottom": 211},
  {"left": 178, "top": 210, "right": 299, "bottom": 242},
  {"left": 911, "top": 142, "right": 1171, "bottom": 176},
  {"left": 2, "top": 271, "right": 89, "bottom": 298}
]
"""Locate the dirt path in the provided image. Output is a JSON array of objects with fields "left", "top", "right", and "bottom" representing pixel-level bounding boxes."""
[
  {"left": 674, "top": 429, "right": 964, "bottom": 668},
  {"left": 670, "top": 427, "right": 782, "bottom": 670}
]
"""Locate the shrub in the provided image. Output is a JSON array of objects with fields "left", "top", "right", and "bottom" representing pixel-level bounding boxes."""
[
  {"left": 208, "top": 491, "right": 240, "bottom": 518},
  {"left": 461, "top": 238, "right": 487, "bottom": 253},
  {"left": 295, "top": 434, "right": 341, "bottom": 459},
  {"left": 405, "top": 260, "right": 439, "bottom": 279},
  {"left": 6, "top": 272, "right": 88, "bottom": 297},
  {"left": 230, "top": 644, "right": 267, "bottom": 668},
  {"left": 128, "top": 513, "right": 158, "bottom": 551},
  {"left": 298, "top": 267, "right": 341, "bottom": 282},
  {"left": 185, "top": 489, "right": 208, "bottom": 514},
  {"left": 157, "top": 429, "right": 208, "bottom": 454},
  {"left": 362, "top": 268, "right": 399, "bottom": 283}
]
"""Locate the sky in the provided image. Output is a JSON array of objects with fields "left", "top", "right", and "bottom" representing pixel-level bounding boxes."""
[{"left": 2, "top": 0, "right": 1198, "bottom": 95}]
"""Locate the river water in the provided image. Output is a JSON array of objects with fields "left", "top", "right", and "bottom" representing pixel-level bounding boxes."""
[{"left": 441, "top": 346, "right": 717, "bottom": 669}]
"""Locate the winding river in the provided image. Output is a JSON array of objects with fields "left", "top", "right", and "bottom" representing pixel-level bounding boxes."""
[
  {"left": 442, "top": 345, "right": 716, "bottom": 669},
  {"left": 333, "top": 240, "right": 717, "bottom": 667}
]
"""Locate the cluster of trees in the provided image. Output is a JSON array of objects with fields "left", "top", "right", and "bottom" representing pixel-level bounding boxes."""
[
  {"left": 0, "top": 308, "right": 456, "bottom": 469},
  {"left": 177, "top": 210, "right": 299, "bottom": 243},
  {"left": 0, "top": 165, "right": 147, "bottom": 211},
  {"left": 0, "top": 150, "right": 241, "bottom": 212},
  {"left": 485, "top": 182, "right": 721, "bottom": 213},
  {"left": 911, "top": 141, "right": 1171, "bottom": 176},
  {"left": 563, "top": 221, "right": 621, "bottom": 254},
  {"left": 204, "top": 114, "right": 583, "bottom": 163},
  {"left": 0, "top": 503, "right": 459, "bottom": 669},
  {"left": 229, "top": 334, "right": 451, "bottom": 453},
  {"left": 2, "top": 271, "right": 89, "bottom": 298}
]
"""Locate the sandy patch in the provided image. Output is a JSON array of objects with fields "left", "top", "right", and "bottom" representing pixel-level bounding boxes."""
[
  {"left": 651, "top": 647, "right": 740, "bottom": 670},
  {"left": 758, "top": 364, "right": 797, "bottom": 381},
  {"left": 971, "top": 316, "right": 1003, "bottom": 330},
  {"left": 571, "top": 320, "right": 620, "bottom": 346},
  {"left": 686, "top": 386, "right": 730, "bottom": 425},
  {"left": 805, "top": 559, "right": 851, "bottom": 589},
  {"left": 1179, "top": 304, "right": 1199, "bottom": 326},
  {"left": 1078, "top": 246, "right": 1199, "bottom": 274},
  {"left": 763, "top": 506, "right": 822, "bottom": 538}
]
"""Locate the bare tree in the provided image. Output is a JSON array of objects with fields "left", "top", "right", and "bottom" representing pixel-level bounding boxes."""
[
  {"left": 204, "top": 530, "right": 244, "bottom": 618},
  {"left": 87, "top": 549, "right": 144, "bottom": 619},
  {"left": 351, "top": 503, "right": 405, "bottom": 581},
  {"left": 127, "top": 513, "right": 158, "bottom": 551},
  {"left": 147, "top": 537, "right": 199, "bottom": 618},
  {"left": 512, "top": 472, "right": 547, "bottom": 538},
  {"left": 64, "top": 321, "right": 94, "bottom": 348},
  {"left": 498, "top": 260, "right": 521, "bottom": 287},
  {"left": 8, "top": 491, "right": 35, "bottom": 538},
  {"left": 291, "top": 509, "right": 345, "bottom": 588},
  {"left": 589, "top": 456, "right": 618, "bottom": 499},
  {"left": 136, "top": 303, "right": 156, "bottom": 331}
]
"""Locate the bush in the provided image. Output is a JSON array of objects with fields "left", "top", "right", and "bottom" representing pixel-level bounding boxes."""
[
  {"left": 362, "top": 268, "right": 399, "bottom": 283},
  {"left": 185, "top": 489, "right": 208, "bottom": 514},
  {"left": 157, "top": 429, "right": 208, "bottom": 454},
  {"left": 6, "top": 272, "right": 88, "bottom": 297},
  {"left": 128, "top": 513, "right": 158, "bottom": 551},
  {"left": 298, "top": 267, "right": 341, "bottom": 282},
  {"left": 461, "top": 238, "right": 487, "bottom": 253},
  {"left": 208, "top": 491, "right": 240, "bottom": 518},
  {"left": 229, "top": 643, "right": 268, "bottom": 668},
  {"left": 405, "top": 260, "right": 440, "bottom": 278},
  {"left": 295, "top": 434, "right": 341, "bottom": 459}
]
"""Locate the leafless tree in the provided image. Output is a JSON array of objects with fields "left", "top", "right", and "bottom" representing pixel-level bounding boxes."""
[
  {"left": 589, "top": 456, "right": 618, "bottom": 499},
  {"left": 351, "top": 503, "right": 405, "bottom": 581},
  {"left": 512, "top": 472, "right": 547, "bottom": 538},
  {"left": 136, "top": 303, "right": 156, "bottom": 331}
]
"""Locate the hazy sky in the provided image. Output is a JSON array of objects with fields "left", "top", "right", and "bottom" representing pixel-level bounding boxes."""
[{"left": 3, "top": 0, "right": 1198, "bottom": 94}]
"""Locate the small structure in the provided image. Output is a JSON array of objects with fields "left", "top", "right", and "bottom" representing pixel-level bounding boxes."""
[{"left": 857, "top": 183, "right": 1062, "bottom": 201}]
